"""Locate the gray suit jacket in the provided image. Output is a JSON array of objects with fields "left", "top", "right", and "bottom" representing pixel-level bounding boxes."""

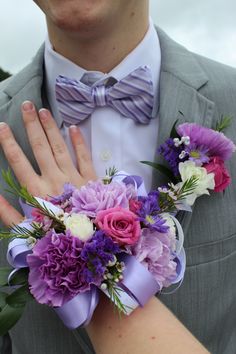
[{"left": 0, "top": 28, "right": 236, "bottom": 354}]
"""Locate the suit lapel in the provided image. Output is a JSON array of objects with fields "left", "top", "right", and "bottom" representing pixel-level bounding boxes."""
[
  {"left": 0, "top": 46, "right": 45, "bottom": 175},
  {"left": 152, "top": 28, "right": 216, "bottom": 183},
  {"left": 152, "top": 28, "right": 217, "bottom": 232}
]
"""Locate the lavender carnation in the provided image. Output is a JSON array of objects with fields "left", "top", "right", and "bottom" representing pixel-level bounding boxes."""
[
  {"left": 132, "top": 228, "right": 177, "bottom": 290},
  {"left": 72, "top": 180, "right": 131, "bottom": 217},
  {"left": 27, "top": 230, "right": 89, "bottom": 307},
  {"left": 177, "top": 123, "right": 236, "bottom": 160}
]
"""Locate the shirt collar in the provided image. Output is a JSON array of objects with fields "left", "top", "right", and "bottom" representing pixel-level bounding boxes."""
[{"left": 44, "top": 19, "right": 161, "bottom": 127}]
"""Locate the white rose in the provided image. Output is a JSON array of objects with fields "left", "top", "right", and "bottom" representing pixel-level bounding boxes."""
[
  {"left": 65, "top": 214, "right": 94, "bottom": 241},
  {"left": 178, "top": 161, "right": 215, "bottom": 205}
]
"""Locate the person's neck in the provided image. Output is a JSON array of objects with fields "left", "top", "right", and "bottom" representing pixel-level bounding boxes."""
[{"left": 47, "top": 12, "right": 149, "bottom": 73}]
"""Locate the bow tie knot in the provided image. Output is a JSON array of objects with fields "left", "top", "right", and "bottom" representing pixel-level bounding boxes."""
[
  {"left": 92, "top": 85, "right": 108, "bottom": 107},
  {"left": 55, "top": 66, "right": 154, "bottom": 125}
]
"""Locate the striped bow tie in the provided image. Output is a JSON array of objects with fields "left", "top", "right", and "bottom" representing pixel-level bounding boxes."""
[{"left": 55, "top": 66, "right": 154, "bottom": 125}]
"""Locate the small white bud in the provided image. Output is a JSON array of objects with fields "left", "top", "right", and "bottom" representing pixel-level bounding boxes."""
[
  {"left": 101, "top": 283, "right": 108, "bottom": 290},
  {"left": 27, "top": 236, "right": 37, "bottom": 248},
  {"left": 173, "top": 138, "right": 181, "bottom": 147},
  {"left": 182, "top": 136, "right": 190, "bottom": 145},
  {"left": 108, "top": 255, "right": 117, "bottom": 267},
  {"left": 179, "top": 151, "right": 187, "bottom": 159}
]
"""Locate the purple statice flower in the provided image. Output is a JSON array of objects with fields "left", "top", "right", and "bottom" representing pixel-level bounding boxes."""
[
  {"left": 81, "top": 231, "right": 121, "bottom": 286},
  {"left": 132, "top": 228, "right": 178, "bottom": 290},
  {"left": 71, "top": 180, "right": 131, "bottom": 217},
  {"left": 177, "top": 123, "right": 236, "bottom": 161},
  {"left": 137, "top": 191, "right": 169, "bottom": 233},
  {"left": 158, "top": 138, "right": 186, "bottom": 176},
  {"left": 27, "top": 229, "right": 89, "bottom": 307},
  {"left": 50, "top": 183, "right": 76, "bottom": 212},
  {"left": 184, "top": 143, "right": 210, "bottom": 166}
]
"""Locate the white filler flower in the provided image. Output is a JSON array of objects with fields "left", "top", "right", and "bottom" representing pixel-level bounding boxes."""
[
  {"left": 65, "top": 214, "right": 94, "bottom": 241},
  {"left": 178, "top": 161, "right": 215, "bottom": 205}
]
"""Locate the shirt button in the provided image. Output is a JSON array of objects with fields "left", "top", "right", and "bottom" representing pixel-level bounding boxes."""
[{"left": 100, "top": 150, "right": 112, "bottom": 161}]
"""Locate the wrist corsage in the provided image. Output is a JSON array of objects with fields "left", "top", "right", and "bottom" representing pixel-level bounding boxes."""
[{"left": 0, "top": 117, "right": 235, "bottom": 335}]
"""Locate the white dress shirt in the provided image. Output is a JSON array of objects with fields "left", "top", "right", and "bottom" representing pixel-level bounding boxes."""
[{"left": 44, "top": 20, "right": 161, "bottom": 190}]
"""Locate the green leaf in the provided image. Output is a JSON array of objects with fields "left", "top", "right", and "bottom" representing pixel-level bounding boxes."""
[
  {"left": 6, "top": 285, "right": 33, "bottom": 308},
  {"left": 215, "top": 115, "right": 232, "bottom": 132},
  {"left": 140, "top": 161, "right": 176, "bottom": 182},
  {"left": 0, "top": 303, "right": 25, "bottom": 336},
  {"left": 0, "top": 267, "right": 13, "bottom": 286},
  {"left": 0, "top": 292, "right": 7, "bottom": 309},
  {"left": 9, "top": 268, "right": 29, "bottom": 286},
  {"left": 170, "top": 119, "right": 180, "bottom": 139}
]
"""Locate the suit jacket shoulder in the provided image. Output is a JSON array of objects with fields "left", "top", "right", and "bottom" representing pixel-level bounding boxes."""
[
  {"left": 192, "top": 52, "right": 236, "bottom": 109},
  {"left": 0, "top": 45, "right": 44, "bottom": 112}
]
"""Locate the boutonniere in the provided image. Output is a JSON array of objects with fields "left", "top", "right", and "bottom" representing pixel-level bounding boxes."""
[
  {"left": 0, "top": 117, "right": 235, "bottom": 335},
  {"left": 142, "top": 116, "right": 236, "bottom": 207}
]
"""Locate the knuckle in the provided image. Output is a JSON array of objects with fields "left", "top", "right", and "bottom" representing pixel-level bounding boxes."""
[
  {"left": 26, "top": 179, "right": 42, "bottom": 196},
  {"left": 31, "top": 138, "right": 44, "bottom": 151},
  {"left": 6, "top": 144, "right": 22, "bottom": 164},
  {"left": 52, "top": 143, "right": 66, "bottom": 155},
  {"left": 78, "top": 149, "right": 91, "bottom": 163}
]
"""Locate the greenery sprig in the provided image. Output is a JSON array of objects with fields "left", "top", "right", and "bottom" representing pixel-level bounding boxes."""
[
  {"left": 215, "top": 115, "right": 232, "bottom": 133},
  {"left": 2, "top": 169, "right": 65, "bottom": 234}
]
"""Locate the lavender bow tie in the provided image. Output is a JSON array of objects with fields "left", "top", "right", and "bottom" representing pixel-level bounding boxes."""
[{"left": 55, "top": 66, "right": 154, "bottom": 125}]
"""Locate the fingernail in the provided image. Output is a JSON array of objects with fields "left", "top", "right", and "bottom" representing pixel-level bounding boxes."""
[
  {"left": 39, "top": 109, "right": 49, "bottom": 120},
  {"left": 0, "top": 122, "right": 8, "bottom": 131},
  {"left": 69, "top": 125, "right": 77, "bottom": 132},
  {"left": 22, "top": 101, "right": 34, "bottom": 112}
]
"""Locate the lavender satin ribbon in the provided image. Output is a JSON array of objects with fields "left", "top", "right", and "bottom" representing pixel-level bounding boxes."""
[
  {"left": 119, "top": 254, "right": 160, "bottom": 306},
  {"left": 19, "top": 197, "right": 62, "bottom": 217},
  {"left": 7, "top": 237, "right": 32, "bottom": 269},
  {"left": 7, "top": 198, "right": 61, "bottom": 271},
  {"left": 112, "top": 171, "right": 147, "bottom": 197},
  {"left": 54, "top": 287, "right": 99, "bottom": 329},
  {"left": 103, "top": 254, "right": 160, "bottom": 315}
]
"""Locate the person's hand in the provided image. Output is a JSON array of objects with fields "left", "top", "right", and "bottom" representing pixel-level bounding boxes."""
[{"left": 0, "top": 100, "right": 96, "bottom": 226}]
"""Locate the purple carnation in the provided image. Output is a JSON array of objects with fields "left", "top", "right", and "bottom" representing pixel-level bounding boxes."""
[
  {"left": 72, "top": 180, "right": 131, "bottom": 217},
  {"left": 132, "top": 228, "right": 177, "bottom": 289},
  {"left": 81, "top": 231, "right": 121, "bottom": 285},
  {"left": 27, "top": 230, "right": 89, "bottom": 307},
  {"left": 177, "top": 123, "right": 236, "bottom": 161}
]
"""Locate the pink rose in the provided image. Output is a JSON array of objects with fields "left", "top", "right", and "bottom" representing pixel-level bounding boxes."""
[
  {"left": 95, "top": 206, "right": 141, "bottom": 246},
  {"left": 204, "top": 156, "right": 231, "bottom": 192}
]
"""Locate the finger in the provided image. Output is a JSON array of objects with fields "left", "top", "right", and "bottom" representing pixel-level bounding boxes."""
[
  {"left": 21, "top": 101, "right": 58, "bottom": 175},
  {"left": 69, "top": 126, "right": 96, "bottom": 179},
  {"left": 0, "top": 195, "right": 24, "bottom": 227},
  {"left": 0, "top": 122, "right": 39, "bottom": 186},
  {"left": 38, "top": 109, "right": 76, "bottom": 173}
]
